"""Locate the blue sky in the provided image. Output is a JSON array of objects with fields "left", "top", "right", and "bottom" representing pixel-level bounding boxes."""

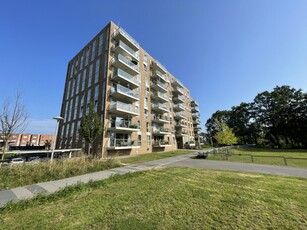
[{"left": 1, "top": 0, "right": 307, "bottom": 134}]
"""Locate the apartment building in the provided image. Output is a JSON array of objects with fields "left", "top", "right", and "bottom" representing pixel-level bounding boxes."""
[
  {"left": 0, "top": 133, "right": 54, "bottom": 150},
  {"left": 57, "top": 21, "right": 202, "bottom": 157}
]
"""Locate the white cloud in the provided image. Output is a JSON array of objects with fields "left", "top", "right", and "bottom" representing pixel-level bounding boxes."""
[{"left": 24, "top": 119, "right": 57, "bottom": 134}]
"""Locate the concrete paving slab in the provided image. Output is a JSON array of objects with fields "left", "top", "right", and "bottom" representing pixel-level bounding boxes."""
[
  {"left": 25, "top": 185, "right": 47, "bottom": 195},
  {"left": 36, "top": 182, "right": 61, "bottom": 194},
  {"left": 11, "top": 187, "right": 33, "bottom": 200},
  {"left": 0, "top": 190, "right": 17, "bottom": 207}
]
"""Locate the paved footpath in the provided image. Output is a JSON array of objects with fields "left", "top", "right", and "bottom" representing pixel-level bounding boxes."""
[{"left": 1, "top": 151, "right": 307, "bottom": 208}]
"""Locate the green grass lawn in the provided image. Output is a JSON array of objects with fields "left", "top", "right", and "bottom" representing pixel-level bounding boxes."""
[
  {"left": 0, "top": 150, "right": 194, "bottom": 191},
  {"left": 1, "top": 167, "right": 306, "bottom": 229},
  {"left": 207, "top": 147, "right": 307, "bottom": 168}
]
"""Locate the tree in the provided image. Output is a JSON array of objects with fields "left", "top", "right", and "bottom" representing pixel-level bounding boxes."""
[
  {"left": 44, "top": 140, "right": 52, "bottom": 150},
  {"left": 78, "top": 102, "right": 103, "bottom": 155},
  {"left": 0, "top": 92, "right": 28, "bottom": 160},
  {"left": 213, "top": 120, "right": 238, "bottom": 146}
]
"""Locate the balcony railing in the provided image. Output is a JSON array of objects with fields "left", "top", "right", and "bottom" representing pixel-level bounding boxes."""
[
  {"left": 174, "top": 112, "right": 185, "bottom": 118},
  {"left": 151, "top": 91, "right": 168, "bottom": 101},
  {"left": 175, "top": 121, "right": 187, "bottom": 127},
  {"left": 192, "top": 112, "right": 200, "bottom": 117},
  {"left": 174, "top": 104, "right": 185, "bottom": 111},
  {"left": 110, "top": 120, "right": 140, "bottom": 130},
  {"left": 113, "top": 69, "right": 139, "bottom": 86},
  {"left": 173, "top": 87, "right": 184, "bottom": 95},
  {"left": 114, "top": 40, "right": 139, "bottom": 59},
  {"left": 110, "top": 101, "right": 139, "bottom": 114},
  {"left": 114, "top": 28, "right": 139, "bottom": 49},
  {"left": 175, "top": 131, "right": 188, "bottom": 136},
  {"left": 111, "top": 84, "right": 139, "bottom": 99},
  {"left": 153, "top": 70, "right": 169, "bottom": 82},
  {"left": 113, "top": 54, "right": 139, "bottom": 71},
  {"left": 152, "top": 114, "right": 169, "bottom": 121},
  {"left": 152, "top": 103, "right": 168, "bottom": 111},
  {"left": 153, "top": 127, "right": 171, "bottom": 133},
  {"left": 108, "top": 138, "right": 141, "bottom": 148},
  {"left": 151, "top": 80, "right": 167, "bottom": 91},
  {"left": 173, "top": 95, "right": 185, "bottom": 103},
  {"left": 152, "top": 140, "right": 170, "bottom": 146}
]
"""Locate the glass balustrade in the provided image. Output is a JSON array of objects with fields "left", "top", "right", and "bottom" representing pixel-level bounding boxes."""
[
  {"left": 112, "top": 84, "right": 139, "bottom": 98},
  {"left": 110, "top": 101, "right": 139, "bottom": 114}
]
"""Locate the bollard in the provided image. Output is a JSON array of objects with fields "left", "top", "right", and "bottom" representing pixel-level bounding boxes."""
[
  {"left": 250, "top": 154, "right": 254, "bottom": 163},
  {"left": 283, "top": 157, "right": 287, "bottom": 166}
]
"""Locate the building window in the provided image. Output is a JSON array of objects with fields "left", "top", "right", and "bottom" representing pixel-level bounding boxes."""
[
  {"left": 88, "top": 63, "right": 94, "bottom": 88},
  {"left": 98, "top": 34, "right": 104, "bottom": 56},
  {"left": 146, "top": 135, "right": 151, "bottom": 146},
  {"left": 94, "top": 58, "right": 100, "bottom": 84},
  {"left": 91, "top": 40, "right": 96, "bottom": 61}
]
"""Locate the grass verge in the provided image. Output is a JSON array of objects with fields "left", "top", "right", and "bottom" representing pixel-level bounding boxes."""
[
  {"left": 0, "top": 150, "right": 194, "bottom": 191},
  {"left": 207, "top": 147, "right": 307, "bottom": 168},
  {"left": 119, "top": 149, "right": 195, "bottom": 165},
  {"left": 0, "top": 167, "right": 306, "bottom": 229}
]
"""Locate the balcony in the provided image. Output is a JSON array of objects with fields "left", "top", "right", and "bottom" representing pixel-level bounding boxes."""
[
  {"left": 174, "top": 112, "right": 185, "bottom": 120},
  {"left": 172, "top": 86, "right": 184, "bottom": 95},
  {"left": 175, "top": 121, "right": 187, "bottom": 128},
  {"left": 113, "top": 40, "right": 139, "bottom": 61},
  {"left": 112, "top": 54, "right": 139, "bottom": 75},
  {"left": 193, "top": 119, "right": 201, "bottom": 125},
  {"left": 109, "top": 102, "right": 139, "bottom": 117},
  {"left": 151, "top": 80, "right": 168, "bottom": 93},
  {"left": 107, "top": 138, "right": 140, "bottom": 150},
  {"left": 173, "top": 95, "right": 185, "bottom": 103},
  {"left": 192, "top": 112, "right": 200, "bottom": 118},
  {"left": 151, "top": 91, "right": 168, "bottom": 103},
  {"left": 152, "top": 103, "right": 169, "bottom": 113},
  {"left": 112, "top": 69, "right": 139, "bottom": 89},
  {"left": 152, "top": 114, "right": 169, "bottom": 124},
  {"left": 152, "top": 140, "right": 171, "bottom": 147},
  {"left": 152, "top": 70, "right": 169, "bottom": 83},
  {"left": 152, "top": 127, "right": 172, "bottom": 135},
  {"left": 108, "top": 120, "right": 140, "bottom": 133},
  {"left": 191, "top": 99, "right": 199, "bottom": 107},
  {"left": 173, "top": 104, "right": 185, "bottom": 112},
  {"left": 152, "top": 60, "right": 167, "bottom": 74},
  {"left": 113, "top": 28, "right": 139, "bottom": 51},
  {"left": 175, "top": 131, "right": 188, "bottom": 137},
  {"left": 191, "top": 106, "right": 199, "bottom": 112},
  {"left": 171, "top": 78, "right": 184, "bottom": 88},
  {"left": 111, "top": 84, "right": 139, "bottom": 103}
]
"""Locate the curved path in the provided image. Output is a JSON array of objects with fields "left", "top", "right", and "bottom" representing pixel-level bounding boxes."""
[{"left": 1, "top": 152, "right": 306, "bottom": 208}]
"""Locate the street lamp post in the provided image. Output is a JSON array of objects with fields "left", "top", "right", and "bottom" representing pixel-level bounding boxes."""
[{"left": 50, "top": 116, "right": 64, "bottom": 162}]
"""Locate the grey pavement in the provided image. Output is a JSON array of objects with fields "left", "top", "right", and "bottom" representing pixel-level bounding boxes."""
[
  {"left": 169, "top": 159, "right": 307, "bottom": 178},
  {"left": 1, "top": 151, "right": 307, "bottom": 208}
]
